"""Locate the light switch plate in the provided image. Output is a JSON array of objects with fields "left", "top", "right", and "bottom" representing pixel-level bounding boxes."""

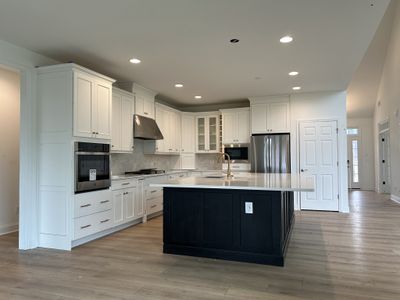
[{"left": 245, "top": 202, "right": 253, "bottom": 214}]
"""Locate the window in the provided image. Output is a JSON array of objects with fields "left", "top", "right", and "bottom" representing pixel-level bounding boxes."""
[
  {"left": 352, "top": 140, "right": 359, "bottom": 183},
  {"left": 346, "top": 128, "right": 359, "bottom": 135}
]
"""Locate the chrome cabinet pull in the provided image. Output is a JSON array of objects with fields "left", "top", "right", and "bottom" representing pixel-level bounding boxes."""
[
  {"left": 100, "top": 219, "right": 110, "bottom": 224},
  {"left": 122, "top": 182, "right": 130, "bottom": 186},
  {"left": 80, "top": 224, "right": 91, "bottom": 229},
  {"left": 150, "top": 204, "right": 157, "bottom": 208},
  {"left": 80, "top": 204, "right": 91, "bottom": 208},
  {"left": 100, "top": 200, "right": 110, "bottom": 204},
  {"left": 150, "top": 190, "right": 157, "bottom": 193}
]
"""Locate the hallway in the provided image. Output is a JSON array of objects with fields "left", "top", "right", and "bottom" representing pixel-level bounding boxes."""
[{"left": 0, "top": 191, "right": 399, "bottom": 299}]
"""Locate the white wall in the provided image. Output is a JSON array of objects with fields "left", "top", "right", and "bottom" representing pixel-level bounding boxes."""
[
  {"left": 0, "top": 66, "right": 20, "bottom": 235},
  {"left": 347, "top": 118, "right": 375, "bottom": 191},
  {"left": 290, "top": 91, "right": 349, "bottom": 212},
  {"left": 374, "top": 0, "right": 400, "bottom": 200},
  {"left": 0, "top": 39, "right": 58, "bottom": 248}
]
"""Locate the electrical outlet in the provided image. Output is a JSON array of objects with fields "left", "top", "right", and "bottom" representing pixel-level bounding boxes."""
[{"left": 245, "top": 202, "right": 253, "bottom": 214}]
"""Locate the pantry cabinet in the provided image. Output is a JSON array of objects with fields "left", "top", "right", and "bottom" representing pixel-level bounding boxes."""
[
  {"left": 111, "top": 88, "right": 134, "bottom": 152},
  {"left": 196, "top": 114, "right": 220, "bottom": 153},
  {"left": 181, "top": 113, "right": 195, "bottom": 153},
  {"left": 249, "top": 96, "right": 290, "bottom": 134},
  {"left": 74, "top": 70, "right": 113, "bottom": 140},
  {"left": 220, "top": 108, "right": 250, "bottom": 144}
]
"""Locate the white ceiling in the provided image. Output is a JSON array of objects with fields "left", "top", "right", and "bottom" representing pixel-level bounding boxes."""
[
  {"left": 0, "top": 0, "right": 390, "bottom": 107},
  {"left": 347, "top": 0, "right": 395, "bottom": 118}
]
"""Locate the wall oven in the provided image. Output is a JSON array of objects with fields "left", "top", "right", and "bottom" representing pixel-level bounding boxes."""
[
  {"left": 223, "top": 144, "right": 249, "bottom": 162},
  {"left": 75, "top": 142, "right": 111, "bottom": 193}
]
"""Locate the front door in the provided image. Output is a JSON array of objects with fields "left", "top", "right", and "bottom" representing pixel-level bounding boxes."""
[
  {"left": 299, "top": 120, "right": 339, "bottom": 211},
  {"left": 347, "top": 134, "right": 360, "bottom": 189}
]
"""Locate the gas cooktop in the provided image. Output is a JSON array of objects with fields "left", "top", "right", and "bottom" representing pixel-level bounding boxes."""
[{"left": 125, "top": 169, "right": 166, "bottom": 175}]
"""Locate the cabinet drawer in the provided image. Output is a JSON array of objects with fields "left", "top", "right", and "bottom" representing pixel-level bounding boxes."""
[
  {"left": 74, "top": 210, "right": 113, "bottom": 240},
  {"left": 145, "top": 187, "right": 163, "bottom": 200},
  {"left": 112, "top": 179, "right": 137, "bottom": 190},
  {"left": 74, "top": 190, "right": 112, "bottom": 218},
  {"left": 147, "top": 197, "right": 163, "bottom": 215}
]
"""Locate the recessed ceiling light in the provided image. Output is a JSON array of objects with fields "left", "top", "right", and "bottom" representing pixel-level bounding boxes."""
[
  {"left": 230, "top": 38, "right": 240, "bottom": 43},
  {"left": 194, "top": 95, "right": 202, "bottom": 99},
  {"left": 292, "top": 86, "right": 301, "bottom": 91},
  {"left": 289, "top": 71, "right": 299, "bottom": 76},
  {"left": 129, "top": 58, "right": 141, "bottom": 64},
  {"left": 174, "top": 83, "right": 183, "bottom": 88},
  {"left": 280, "top": 36, "right": 293, "bottom": 43}
]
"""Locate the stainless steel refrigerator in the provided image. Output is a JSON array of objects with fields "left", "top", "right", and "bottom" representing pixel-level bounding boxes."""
[{"left": 250, "top": 134, "right": 291, "bottom": 173}]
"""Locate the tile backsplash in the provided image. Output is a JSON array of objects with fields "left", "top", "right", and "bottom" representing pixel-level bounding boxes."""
[{"left": 111, "top": 139, "right": 222, "bottom": 174}]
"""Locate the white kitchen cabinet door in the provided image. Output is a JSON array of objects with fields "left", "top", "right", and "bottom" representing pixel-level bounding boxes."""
[
  {"left": 181, "top": 114, "right": 195, "bottom": 153},
  {"left": 237, "top": 110, "right": 250, "bottom": 143},
  {"left": 135, "top": 93, "right": 154, "bottom": 119},
  {"left": 155, "top": 106, "right": 166, "bottom": 152},
  {"left": 170, "top": 111, "right": 180, "bottom": 153},
  {"left": 94, "top": 81, "right": 112, "bottom": 139},
  {"left": 124, "top": 188, "right": 136, "bottom": 222},
  {"left": 111, "top": 93, "right": 122, "bottom": 151},
  {"left": 74, "top": 71, "right": 94, "bottom": 138},
  {"left": 251, "top": 103, "right": 268, "bottom": 134},
  {"left": 134, "top": 187, "right": 144, "bottom": 217},
  {"left": 120, "top": 95, "right": 133, "bottom": 151},
  {"left": 208, "top": 116, "right": 219, "bottom": 152},
  {"left": 196, "top": 115, "right": 220, "bottom": 153},
  {"left": 222, "top": 112, "right": 236, "bottom": 144},
  {"left": 196, "top": 117, "right": 207, "bottom": 152},
  {"left": 112, "top": 191, "right": 124, "bottom": 226},
  {"left": 143, "top": 99, "right": 155, "bottom": 119},
  {"left": 267, "top": 102, "right": 290, "bottom": 133}
]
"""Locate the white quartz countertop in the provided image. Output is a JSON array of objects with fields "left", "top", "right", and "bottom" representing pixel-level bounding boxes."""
[{"left": 150, "top": 173, "right": 314, "bottom": 192}]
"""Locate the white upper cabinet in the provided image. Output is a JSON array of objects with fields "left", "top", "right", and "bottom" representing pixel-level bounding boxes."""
[
  {"left": 144, "top": 103, "right": 181, "bottom": 154},
  {"left": 220, "top": 108, "right": 250, "bottom": 144},
  {"left": 181, "top": 114, "right": 195, "bottom": 153},
  {"left": 196, "top": 114, "right": 220, "bottom": 153},
  {"left": 111, "top": 88, "right": 134, "bottom": 152},
  {"left": 74, "top": 70, "right": 113, "bottom": 140},
  {"left": 249, "top": 96, "right": 290, "bottom": 134},
  {"left": 134, "top": 84, "right": 156, "bottom": 119}
]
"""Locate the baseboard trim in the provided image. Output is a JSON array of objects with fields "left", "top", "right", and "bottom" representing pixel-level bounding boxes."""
[
  {"left": 391, "top": 194, "right": 400, "bottom": 204},
  {"left": 0, "top": 223, "right": 19, "bottom": 236}
]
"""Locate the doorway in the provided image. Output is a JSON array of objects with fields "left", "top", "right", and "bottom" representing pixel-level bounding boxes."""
[
  {"left": 347, "top": 128, "right": 360, "bottom": 189},
  {"left": 0, "top": 65, "right": 20, "bottom": 239},
  {"left": 379, "top": 128, "right": 390, "bottom": 194},
  {"left": 299, "top": 120, "right": 339, "bottom": 211}
]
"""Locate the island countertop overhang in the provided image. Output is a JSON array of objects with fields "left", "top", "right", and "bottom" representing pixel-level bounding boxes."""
[{"left": 150, "top": 173, "right": 314, "bottom": 192}]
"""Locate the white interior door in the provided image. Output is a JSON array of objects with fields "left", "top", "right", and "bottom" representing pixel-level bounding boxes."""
[
  {"left": 299, "top": 120, "right": 339, "bottom": 211},
  {"left": 347, "top": 135, "right": 360, "bottom": 189}
]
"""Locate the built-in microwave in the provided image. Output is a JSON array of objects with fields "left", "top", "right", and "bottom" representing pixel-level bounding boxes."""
[
  {"left": 75, "top": 142, "right": 111, "bottom": 194},
  {"left": 223, "top": 144, "right": 249, "bottom": 162}
]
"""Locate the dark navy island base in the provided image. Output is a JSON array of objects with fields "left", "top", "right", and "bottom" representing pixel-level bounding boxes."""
[{"left": 163, "top": 187, "right": 294, "bottom": 266}]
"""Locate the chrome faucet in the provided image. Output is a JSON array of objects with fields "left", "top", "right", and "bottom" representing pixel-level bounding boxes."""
[{"left": 218, "top": 152, "right": 233, "bottom": 179}]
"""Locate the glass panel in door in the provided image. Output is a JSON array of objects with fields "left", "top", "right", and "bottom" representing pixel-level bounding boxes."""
[
  {"left": 347, "top": 135, "right": 360, "bottom": 189},
  {"left": 197, "top": 118, "right": 205, "bottom": 151},
  {"left": 208, "top": 117, "right": 217, "bottom": 151}
]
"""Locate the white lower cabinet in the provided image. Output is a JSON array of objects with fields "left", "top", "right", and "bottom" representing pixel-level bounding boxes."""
[
  {"left": 73, "top": 189, "right": 113, "bottom": 240},
  {"left": 112, "top": 179, "right": 144, "bottom": 226}
]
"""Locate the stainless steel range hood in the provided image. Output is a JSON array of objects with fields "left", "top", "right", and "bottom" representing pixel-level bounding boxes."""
[{"left": 133, "top": 114, "right": 164, "bottom": 140}]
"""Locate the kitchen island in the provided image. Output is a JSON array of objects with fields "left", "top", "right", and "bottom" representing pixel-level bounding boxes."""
[{"left": 151, "top": 173, "right": 314, "bottom": 266}]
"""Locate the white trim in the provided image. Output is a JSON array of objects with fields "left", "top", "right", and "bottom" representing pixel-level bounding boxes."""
[
  {"left": 391, "top": 194, "right": 400, "bottom": 204},
  {"left": 0, "top": 223, "right": 18, "bottom": 236}
]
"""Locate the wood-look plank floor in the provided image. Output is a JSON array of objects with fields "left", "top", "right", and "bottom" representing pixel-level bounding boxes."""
[{"left": 1, "top": 191, "right": 400, "bottom": 299}]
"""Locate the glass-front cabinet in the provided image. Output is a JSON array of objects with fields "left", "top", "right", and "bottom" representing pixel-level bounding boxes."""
[{"left": 196, "top": 114, "right": 220, "bottom": 153}]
